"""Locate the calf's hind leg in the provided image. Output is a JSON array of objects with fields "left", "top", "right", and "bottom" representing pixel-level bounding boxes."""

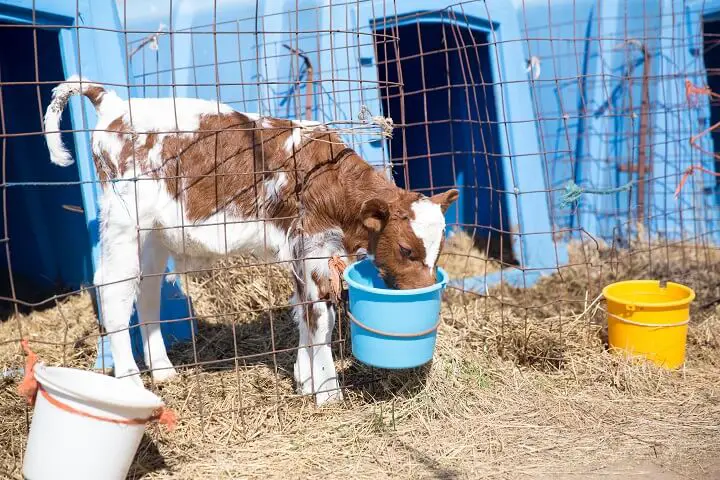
[
  {"left": 94, "top": 205, "right": 145, "bottom": 388},
  {"left": 136, "top": 231, "right": 178, "bottom": 383}
]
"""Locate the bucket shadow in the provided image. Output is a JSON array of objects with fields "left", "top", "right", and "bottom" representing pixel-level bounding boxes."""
[
  {"left": 127, "top": 434, "right": 167, "bottom": 479},
  {"left": 340, "top": 359, "right": 433, "bottom": 402}
]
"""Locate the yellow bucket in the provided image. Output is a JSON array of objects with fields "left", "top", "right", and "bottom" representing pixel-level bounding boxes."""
[{"left": 602, "top": 280, "right": 695, "bottom": 369}]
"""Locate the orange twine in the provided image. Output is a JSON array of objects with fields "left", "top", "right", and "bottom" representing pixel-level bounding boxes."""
[
  {"left": 17, "top": 339, "right": 177, "bottom": 431},
  {"left": 328, "top": 255, "right": 347, "bottom": 303},
  {"left": 685, "top": 79, "right": 713, "bottom": 106},
  {"left": 674, "top": 165, "right": 720, "bottom": 199},
  {"left": 18, "top": 339, "right": 39, "bottom": 405}
]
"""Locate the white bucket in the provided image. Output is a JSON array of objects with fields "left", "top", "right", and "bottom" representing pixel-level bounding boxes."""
[{"left": 23, "top": 363, "right": 165, "bottom": 480}]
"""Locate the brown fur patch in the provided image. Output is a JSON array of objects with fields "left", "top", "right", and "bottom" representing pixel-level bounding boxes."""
[
  {"left": 311, "top": 271, "right": 332, "bottom": 302},
  {"left": 106, "top": 117, "right": 126, "bottom": 134},
  {"left": 100, "top": 116, "right": 157, "bottom": 178},
  {"left": 84, "top": 86, "right": 105, "bottom": 106}
]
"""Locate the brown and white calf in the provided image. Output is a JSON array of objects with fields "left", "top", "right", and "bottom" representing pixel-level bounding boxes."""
[{"left": 44, "top": 76, "right": 458, "bottom": 405}]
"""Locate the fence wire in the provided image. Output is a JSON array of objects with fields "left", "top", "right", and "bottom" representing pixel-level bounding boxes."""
[{"left": 0, "top": 0, "right": 719, "bottom": 465}]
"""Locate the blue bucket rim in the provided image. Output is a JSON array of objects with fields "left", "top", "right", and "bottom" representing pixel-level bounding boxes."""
[{"left": 343, "top": 258, "right": 448, "bottom": 296}]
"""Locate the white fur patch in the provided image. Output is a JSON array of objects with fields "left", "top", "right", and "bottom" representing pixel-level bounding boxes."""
[
  {"left": 284, "top": 127, "right": 303, "bottom": 153},
  {"left": 264, "top": 172, "right": 287, "bottom": 205},
  {"left": 410, "top": 199, "right": 445, "bottom": 268},
  {"left": 295, "top": 119, "right": 322, "bottom": 128},
  {"left": 157, "top": 198, "right": 292, "bottom": 262},
  {"left": 123, "top": 97, "right": 234, "bottom": 134}
]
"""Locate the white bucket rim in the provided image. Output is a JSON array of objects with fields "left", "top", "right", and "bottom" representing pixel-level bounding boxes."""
[{"left": 33, "top": 363, "right": 165, "bottom": 411}]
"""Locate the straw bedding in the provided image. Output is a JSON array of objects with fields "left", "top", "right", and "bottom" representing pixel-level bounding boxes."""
[{"left": 1, "top": 231, "right": 719, "bottom": 479}]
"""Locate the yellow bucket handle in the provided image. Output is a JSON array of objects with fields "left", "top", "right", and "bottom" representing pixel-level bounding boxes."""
[{"left": 605, "top": 307, "right": 689, "bottom": 328}]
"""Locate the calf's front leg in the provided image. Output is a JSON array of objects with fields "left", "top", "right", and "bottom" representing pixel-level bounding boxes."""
[{"left": 293, "top": 288, "right": 343, "bottom": 405}]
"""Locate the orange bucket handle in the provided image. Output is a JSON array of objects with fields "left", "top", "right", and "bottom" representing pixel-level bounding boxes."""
[{"left": 18, "top": 339, "right": 177, "bottom": 430}]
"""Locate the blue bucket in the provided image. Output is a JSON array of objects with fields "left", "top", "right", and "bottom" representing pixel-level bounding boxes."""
[{"left": 343, "top": 259, "right": 448, "bottom": 369}]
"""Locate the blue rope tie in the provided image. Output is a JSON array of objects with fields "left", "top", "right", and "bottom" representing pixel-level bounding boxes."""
[{"left": 559, "top": 179, "right": 636, "bottom": 208}]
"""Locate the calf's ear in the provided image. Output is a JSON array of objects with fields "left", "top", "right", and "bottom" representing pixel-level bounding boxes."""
[
  {"left": 360, "top": 198, "right": 390, "bottom": 233},
  {"left": 429, "top": 189, "right": 459, "bottom": 213}
]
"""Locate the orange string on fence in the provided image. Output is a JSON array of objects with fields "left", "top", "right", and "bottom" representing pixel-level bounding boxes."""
[
  {"left": 18, "top": 339, "right": 39, "bottom": 405},
  {"left": 17, "top": 339, "right": 177, "bottom": 431},
  {"left": 674, "top": 165, "right": 720, "bottom": 200},
  {"left": 685, "top": 79, "right": 715, "bottom": 106},
  {"left": 328, "top": 255, "right": 347, "bottom": 303}
]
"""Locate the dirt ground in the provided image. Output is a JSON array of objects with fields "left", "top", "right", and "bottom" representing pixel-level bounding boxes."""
[{"left": 1, "top": 232, "right": 719, "bottom": 479}]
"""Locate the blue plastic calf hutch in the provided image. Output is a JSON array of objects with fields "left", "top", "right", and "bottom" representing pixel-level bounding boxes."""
[
  {"left": 515, "top": 0, "right": 720, "bottom": 245},
  {"left": 0, "top": 0, "right": 194, "bottom": 369},
  {"left": 124, "top": 0, "right": 568, "bottom": 296},
  {"left": 371, "top": 2, "right": 569, "bottom": 293},
  {"left": 344, "top": 259, "right": 448, "bottom": 369}
]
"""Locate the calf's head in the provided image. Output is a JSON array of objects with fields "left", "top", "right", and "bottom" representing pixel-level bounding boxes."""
[{"left": 361, "top": 189, "right": 459, "bottom": 290}]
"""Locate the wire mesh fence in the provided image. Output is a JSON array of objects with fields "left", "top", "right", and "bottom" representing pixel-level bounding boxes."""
[{"left": 1, "top": 0, "right": 720, "bottom": 477}]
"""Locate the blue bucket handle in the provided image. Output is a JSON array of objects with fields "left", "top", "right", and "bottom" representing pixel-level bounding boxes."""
[
  {"left": 439, "top": 273, "right": 448, "bottom": 290},
  {"left": 348, "top": 311, "right": 441, "bottom": 338}
]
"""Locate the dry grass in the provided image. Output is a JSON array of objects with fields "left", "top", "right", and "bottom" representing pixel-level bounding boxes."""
[
  {"left": 1, "top": 231, "right": 720, "bottom": 479},
  {"left": 438, "top": 229, "right": 502, "bottom": 279}
]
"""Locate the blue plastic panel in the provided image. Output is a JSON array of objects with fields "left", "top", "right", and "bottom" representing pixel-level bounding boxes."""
[
  {"left": 119, "top": 0, "right": 568, "bottom": 298},
  {"left": 517, "top": 0, "right": 720, "bottom": 244}
]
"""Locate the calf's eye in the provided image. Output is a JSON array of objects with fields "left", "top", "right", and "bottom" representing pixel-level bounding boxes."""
[{"left": 399, "top": 245, "right": 412, "bottom": 258}]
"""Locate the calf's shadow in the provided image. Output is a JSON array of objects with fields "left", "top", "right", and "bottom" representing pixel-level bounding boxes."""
[{"left": 151, "top": 304, "right": 432, "bottom": 403}]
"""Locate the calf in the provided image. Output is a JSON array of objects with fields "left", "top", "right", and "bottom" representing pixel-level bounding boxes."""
[{"left": 44, "top": 76, "right": 458, "bottom": 405}]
